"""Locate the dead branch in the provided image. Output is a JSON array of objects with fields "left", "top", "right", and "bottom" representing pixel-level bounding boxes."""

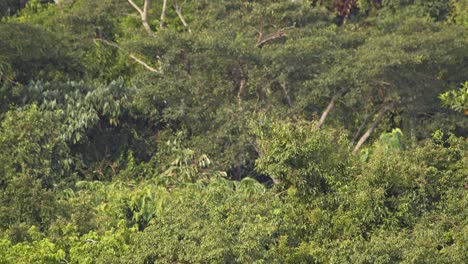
[{"left": 129, "top": 54, "right": 160, "bottom": 73}]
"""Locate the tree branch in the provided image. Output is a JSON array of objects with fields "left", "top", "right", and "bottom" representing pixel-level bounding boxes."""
[
  {"left": 143, "top": 0, "right": 149, "bottom": 17},
  {"left": 255, "top": 24, "right": 295, "bottom": 48},
  {"left": 352, "top": 102, "right": 394, "bottom": 155},
  {"left": 351, "top": 111, "right": 373, "bottom": 145},
  {"left": 129, "top": 54, "right": 160, "bottom": 73},
  {"left": 316, "top": 88, "right": 347, "bottom": 129},
  {"left": 160, "top": 0, "right": 168, "bottom": 29},
  {"left": 94, "top": 38, "right": 160, "bottom": 74},
  {"left": 127, "top": 0, "right": 154, "bottom": 35},
  {"left": 127, "top": 0, "right": 143, "bottom": 15},
  {"left": 316, "top": 95, "right": 337, "bottom": 129},
  {"left": 173, "top": 0, "right": 192, "bottom": 33}
]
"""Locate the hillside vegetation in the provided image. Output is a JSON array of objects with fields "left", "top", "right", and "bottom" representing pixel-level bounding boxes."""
[{"left": 0, "top": 0, "right": 467, "bottom": 263}]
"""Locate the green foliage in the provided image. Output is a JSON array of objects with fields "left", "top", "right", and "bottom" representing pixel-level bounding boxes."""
[
  {"left": 0, "top": 22, "right": 83, "bottom": 84},
  {"left": 26, "top": 79, "right": 133, "bottom": 144},
  {"left": 0, "top": 104, "right": 70, "bottom": 187},
  {"left": 21, "top": 79, "right": 153, "bottom": 180},
  {"left": 158, "top": 137, "right": 228, "bottom": 185},
  {"left": 356, "top": 0, "right": 454, "bottom": 21},
  {"left": 0, "top": 1, "right": 467, "bottom": 263},
  {"left": 0, "top": 105, "right": 70, "bottom": 230},
  {"left": 440, "top": 81, "right": 468, "bottom": 113},
  {"left": 0, "top": 229, "right": 66, "bottom": 264},
  {"left": 451, "top": 0, "right": 468, "bottom": 27},
  {"left": 254, "top": 117, "right": 354, "bottom": 195},
  {"left": 129, "top": 178, "right": 277, "bottom": 263}
]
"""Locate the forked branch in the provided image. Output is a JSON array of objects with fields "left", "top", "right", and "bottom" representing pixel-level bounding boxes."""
[
  {"left": 127, "top": 0, "right": 154, "bottom": 35},
  {"left": 173, "top": 0, "right": 192, "bottom": 33}
]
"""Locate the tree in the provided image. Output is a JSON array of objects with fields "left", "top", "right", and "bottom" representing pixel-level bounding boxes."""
[{"left": 307, "top": 16, "right": 468, "bottom": 149}]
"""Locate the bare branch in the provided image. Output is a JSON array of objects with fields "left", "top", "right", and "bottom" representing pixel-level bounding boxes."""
[
  {"left": 129, "top": 54, "right": 160, "bottom": 73},
  {"left": 173, "top": 0, "right": 192, "bottom": 33},
  {"left": 143, "top": 0, "right": 149, "bottom": 16},
  {"left": 255, "top": 21, "right": 265, "bottom": 45},
  {"left": 351, "top": 112, "right": 373, "bottom": 145},
  {"left": 160, "top": 0, "right": 168, "bottom": 29},
  {"left": 352, "top": 102, "right": 394, "bottom": 155},
  {"left": 94, "top": 38, "right": 160, "bottom": 74},
  {"left": 316, "top": 95, "right": 337, "bottom": 129},
  {"left": 255, "top": 29, "right": 263, "bottom": 45},
  {"left": 127, "top": 0, "right": 143, "bottom": 15},
  {"left": 127, "top": 0, "right": 154, "bottom": 35},
  {"left": 316, "top": 88, "right": 347, "bottom": 129}
]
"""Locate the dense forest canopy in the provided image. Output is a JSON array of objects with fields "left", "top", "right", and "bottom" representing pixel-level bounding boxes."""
[{"left": 0, "top": 0, "right": 467, "bottom": 263}]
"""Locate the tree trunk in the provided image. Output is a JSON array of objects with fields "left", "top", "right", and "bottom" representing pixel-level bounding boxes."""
[{"left": 352, "top": 102, "right": 393, "bottom": 155}]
